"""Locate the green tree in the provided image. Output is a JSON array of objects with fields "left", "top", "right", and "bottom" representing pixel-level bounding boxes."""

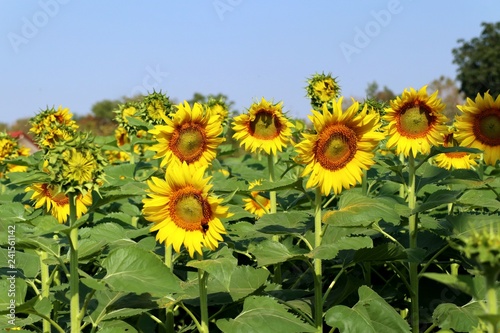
[
  {"left": 365, "top": 81, "right": 396, "bottom": 102},
  {"left": 187, "top": 92, "right": 235, "bottom": 110},
  {"left": 452, "top": 22, "right": 500, "bottom": 97},
  {"left": 91, "top": 99, "right": 121, "bottom": 120}
]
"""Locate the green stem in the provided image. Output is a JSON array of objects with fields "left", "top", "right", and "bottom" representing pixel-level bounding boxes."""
[
  {"left": 485, "top": 271, "right": 499, "bottom": 333},
  {"left": 362, "top": 169, "right": 368, "bottom": 195},
  {"left": 313, "top": 187, "right": 323, "bottom": 332},
  {"left": 407, "top": 154, "right": 419, "bottom": 332},
  {"left": 197, "top": 254, "right": 209, "bottom": 333},
  {"left": 399, "top": 152, "right": 406, "bottom": 199},
  {"left": 268, "top": 154, "right": 282, "bottom": 284},
  {"left": 38, "top": 250, "right": 51, "bottom": 333},
  {"left": 68, "top": 193, "right": 81, "bottom": 333},
  {"left": 165, "top": 244, "right": 174, "bottom": 333}
]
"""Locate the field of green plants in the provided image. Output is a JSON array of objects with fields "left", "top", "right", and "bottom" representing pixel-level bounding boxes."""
[{"left": 1, "top": 74, "right": 499, "bottom": 333}]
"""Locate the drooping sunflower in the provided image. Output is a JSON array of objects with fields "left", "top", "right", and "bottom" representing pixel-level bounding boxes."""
[
  {"left": 232, "top": 98, "right": 294, "bottom": 155},
  {"left": 434, "top": 130, "right": 478, "bottom": 170},
  {"left": 295, "top": 98, "right": 384, "bottom": 196},
  {"left": 384, "top": 86, "right": 448, "bottom": 157},
  {"left": 26, "top": 183, "right": 92, "bottom": 224},
  {"left": 149, "top": 101, "right": 224, "bottom": 168},
  {"left": 142, "top": 163, "right": 230, "bottom": 257},
  {"left": 454, "top": 92, "right": 500, "bottom": 166},
  {"left": 242, "top": 180, "right": 271, "bottom": 218}
]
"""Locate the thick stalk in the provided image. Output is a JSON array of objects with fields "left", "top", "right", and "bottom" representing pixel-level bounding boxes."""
[
  {"left": 485, "top": 271, "right": 499, "bottom": 333},
  {"left": 313, "top": 187, "right": 323, "bottom": 332},
  {"left": 38, "top": 250, "right": 51, "bottom": 333},
  {"left": 197, "top": 254, "right": 209, "bottom": 333},
  {"left": 268, "top": 154, "right": 281, "bottom": 283},
  {"left": 68, "top": 193, "right": 81, "bottom": 333},
  {"left": 362, "top": 169, "right": 368, "bottom": 196},
  {"left": 165, "top": 245, "right": 174, "bottom": 333},
  {"left": 407, "top": 154, "right": 419, "bottom": 331}
]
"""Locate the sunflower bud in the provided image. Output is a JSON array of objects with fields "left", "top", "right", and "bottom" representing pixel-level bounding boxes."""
[
  {"left": 43, "top": 132, "right": 106, "bottom": 195},
  {"left": 29, "top": 106, "right": 79, "bottom": 149},
  {"left": 306, "top": 73, "right": 341, "bottom": 109}
]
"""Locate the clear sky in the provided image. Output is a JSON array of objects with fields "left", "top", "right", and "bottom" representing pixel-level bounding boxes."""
[{"left": 1, "top": 0, "right": 499, "bottom": 125}]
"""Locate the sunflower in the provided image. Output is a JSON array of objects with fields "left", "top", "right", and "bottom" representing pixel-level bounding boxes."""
[
  {"left": 454, "top": 92, "right": 500, "bottom": 166},
  {"left": 142, "top": 163, "right": 230, "bottom": 257},
  {"left": 62, "top": 148, "right": 99, "bottom": 186},
  {"left": 243, "top": 180, "right": 271, "bottom": 218},
  {"left": 206, "top": 98, "right": 229, "bottom": 123},
  {"left": 384, "top": 86, "right": 448, "bottom": 157},
  {"left": 434, "top": 130, "right": 478, "bottom": 170},
  {"left": 232, "top": 98, "right": 294, "bottom": 155},
  {"left": 29, "top": 106, "right": 79, "bottom": 148},
  {"left": 26, "top": 183, "right": 92, "bottom": 223},
  {"left": 295, "top": 98, "right": 384, "bottom": 195},
  {"left": 306, "top": 73, "right": 341, "bottom": 108},
  {"left": 140, "top": 91, "right": 173, "bottom": 125},
  {"left": 149, "top": 101, "right": 224, "bottom": 168}
]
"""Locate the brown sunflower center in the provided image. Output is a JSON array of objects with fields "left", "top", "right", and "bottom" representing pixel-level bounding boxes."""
[
  {"left": 249, "top": 110, "right": 282, "bottom": 140},
  {"left": 315, "top": 124, "right": 357, "bottom": 171},
  {"left": 474, "top": 110, "right": 500, "bottom": 146},
  {"left": 42, "top": 184, "right": 69, "bottom": 206},
  {"left": 170, "top": 187, "right": 211, "bottom": 231},
  {"left": 170, "top": 123, "right": 207, "bottom": 163},
  {"left": 398, "top": 104, "right": 434, "bottom": 138}
]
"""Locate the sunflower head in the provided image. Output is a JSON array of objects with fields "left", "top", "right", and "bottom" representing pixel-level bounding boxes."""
[
  {"left": 454, "top": 92, "right": 500, "bottom": 166},
  {"left": 232, "top": 98, "right": 294, "bottom": 156},
  {"left": 140, "top": 91, "right": 173, "bottom": 125},
  {"left": 43, "top": 132, "right": 106, "bottom": 195},
  {"left": 0, "top": 132, "right": 28, "bottom": 176},
  {"left": 243, "top": 180, "right": 271, "bottom": 218},
  {"left": 25, "top": 182, "right": 92, "bottom": 223},
  {"left": 384, "top": 86, "right": 448, "bottom": 157},
  {"left": 206, "top": 97, "right": 230, "bottom": 123},
  {"left": 149, "top": 101, "right": 224, "bottom": 168},
  {"left": 295, "top": 98, "right": 384, "bottom": 195},
  {"left": 434, "top": 129, "right": 478, "bottom": 170},
  {"left": 115, "top": 101, "right": 143, "bottom": 135},
  {"left": 306, "top": 73, "right": 341, "bottom": 108},
  {"left": 142, "top": 163, "right": 231, "bottom": 257},
  {"left": 29, "top": 106, "right": 79, "bottom": 149}
]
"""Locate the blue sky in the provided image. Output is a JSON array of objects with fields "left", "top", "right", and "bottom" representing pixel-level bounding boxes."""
[{"left": 1, "top": 1, "right": 499, "bottom": 125}]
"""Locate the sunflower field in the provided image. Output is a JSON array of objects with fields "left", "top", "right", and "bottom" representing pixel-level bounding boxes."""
[{"left": 1, "top": 74, "right": 499, "bottom": 333}]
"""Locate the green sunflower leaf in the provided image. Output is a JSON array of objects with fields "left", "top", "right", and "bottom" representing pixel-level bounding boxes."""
[
  {"left": 432, "top": 302, "right": 482, "bottom": 332},
  {"left": 249, "top": 239, "right": 308, "bottom": 267},
  {"left": 325, "top": 285, "right": 411, "bottom": 333},
  {"left": 101, "top": 247, "right": 181, "bottom": 297},
  {"left": 228, "top": 266, "right": 269, "bottom": 301},
  {"left": 323, "top": 192, "right": 401, "bottom": 227},
  {"left": 216, "top": 296, "right": 316, "bottom": 333}
]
